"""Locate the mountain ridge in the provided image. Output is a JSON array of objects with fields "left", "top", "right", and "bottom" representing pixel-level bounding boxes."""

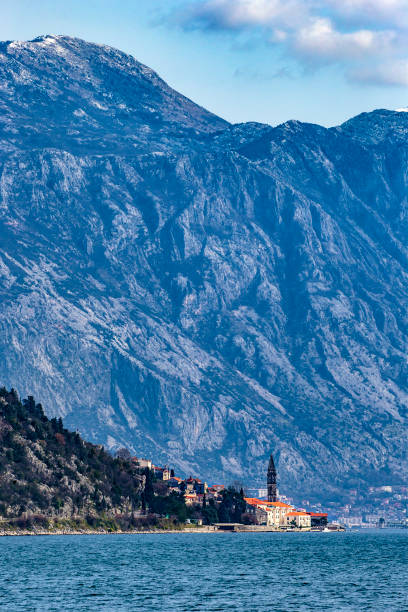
[{"left": 1, "top": 35, "right": 408, "bottom": 501}]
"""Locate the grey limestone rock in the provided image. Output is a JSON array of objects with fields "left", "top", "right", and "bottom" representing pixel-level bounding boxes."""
[{"left": 1, "top": 35, "right": 408, "bottom": 499}]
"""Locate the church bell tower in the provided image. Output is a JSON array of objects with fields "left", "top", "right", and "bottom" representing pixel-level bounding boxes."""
[{"left": 267, "top": 453, "right": 277, "bottom": 502}]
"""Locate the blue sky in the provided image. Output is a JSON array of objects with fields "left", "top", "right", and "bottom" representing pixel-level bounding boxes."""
[{"left": 1, "top": 0, "right": 407, "bottom": 127}]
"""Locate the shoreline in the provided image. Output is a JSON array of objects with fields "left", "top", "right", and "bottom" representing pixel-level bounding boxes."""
[
  {"left": 0, "top": 527, "right": 339, "bottom": 537},
  {"left": 0, "top": 527, "right": 219, "bottom": 536}
]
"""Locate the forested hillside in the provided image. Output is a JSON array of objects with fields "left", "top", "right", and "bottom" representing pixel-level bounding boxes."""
[
  {"left": 0, "top": 388, "right": 144, "bottom": 521},
  {"left": 0, "top": 387, "right": 249, "bottom": 531}
]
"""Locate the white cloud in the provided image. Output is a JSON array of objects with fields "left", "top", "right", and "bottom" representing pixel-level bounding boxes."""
[
  {"left": 173, "top": 0, "right": 408, "bottom": 86},
  {"left": 349, "top": 59, "right": 408, "bottom": 86},
  {"left": 294, "top": 17, "right": 396, "bottom": 62},
  {"left": 327, "top": 0, "right": 408, "bottom": 27},
  {"left": 182, "top": 0, "right": 307, "bottom": 30}
]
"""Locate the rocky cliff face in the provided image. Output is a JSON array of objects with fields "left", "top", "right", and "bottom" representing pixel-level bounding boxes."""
[{"left": 1, "top": 35, "right": 408, "bottom": 500}]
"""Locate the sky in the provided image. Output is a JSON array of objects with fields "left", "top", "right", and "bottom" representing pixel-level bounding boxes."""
[{"left": 1, "top": 0, "right": 408, "bottom": 127}]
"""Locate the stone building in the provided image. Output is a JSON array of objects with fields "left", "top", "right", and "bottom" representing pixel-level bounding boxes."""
[
  {"left": 153, "top": 466, "right": 170, "bottom": 481},
  {"left": 267, "top": 453, "right": 278, "bottom": 502},
  {"left": 244, "top": 498, "right": 294, "bottom": 526},
  {"left": 132, "top": 457, "right": 152, "bottom": 470}
]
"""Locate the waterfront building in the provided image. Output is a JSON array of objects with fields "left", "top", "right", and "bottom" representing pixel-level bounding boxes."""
[
  {"left": 244, "top": 498, "right": 294, "bottom": 526},
  {"left": 244, "top": 499, "right": 273, "bottom": 525},
  {"left": 285, "top": 511, "right": 311, "bottom": 529},
  {"left": 308, "top": 512, "right": 328, "bottom": 527},
  {"left": 270, "top": 501, "right": 294, "bottom": 525}
]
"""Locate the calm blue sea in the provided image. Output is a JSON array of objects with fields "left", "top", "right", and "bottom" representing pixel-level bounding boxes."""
[{"left": 0, "top": 530, "right": 407, "bottom": 611}]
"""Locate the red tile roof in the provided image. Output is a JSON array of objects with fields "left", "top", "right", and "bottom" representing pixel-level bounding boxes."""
[{"left": 244, "top": 498, "right": 293, "bottom": 509}]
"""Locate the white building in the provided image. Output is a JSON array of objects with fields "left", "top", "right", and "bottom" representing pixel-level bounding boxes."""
[
  {"left": 133, "top": 457, "right": 152, "bottom": 469},
  {"left": 284, "top": 511, "right": 311, "bottom": 529}
]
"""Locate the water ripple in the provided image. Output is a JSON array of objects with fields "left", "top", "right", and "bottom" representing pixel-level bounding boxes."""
[{"left": 0, "top": 530, "right": 408, "bottom": 610}]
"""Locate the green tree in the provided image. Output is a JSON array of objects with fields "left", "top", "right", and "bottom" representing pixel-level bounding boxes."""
[
  {"left": 202, "top": 501, "right": 218, "bottom": 525},
  {"left": 218, "top": 487, "right": 246, "bottom": 523},
  {"left": 143, "top": 468, "right": 155, "bottom": 509}
]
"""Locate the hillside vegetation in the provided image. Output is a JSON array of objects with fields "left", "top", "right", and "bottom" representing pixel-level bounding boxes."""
[
  {"left": 0, "top": 388, "right": 144, "bottom": 526},
  {"left": 0, "top": 387, "right": 249, "bottom": 532}
]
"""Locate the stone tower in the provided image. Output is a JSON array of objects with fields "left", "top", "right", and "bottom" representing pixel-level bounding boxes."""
[{"left": 267, "top": 453, "right": 277, "bottom": 502}]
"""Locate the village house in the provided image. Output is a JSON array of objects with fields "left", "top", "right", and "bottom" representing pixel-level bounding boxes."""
[
  {"left": 181, "top": 477, "right": 209, "bottom": 495},
  {"left": 132, "top": 457, "right": 152, "bottom": 470},
  {"left": 207, "top": 485, "right": 224, "bottom": 501},
  {"left": 153, "top": 466, "right": 171, "bottom": 481},
  {"left": 183, "top": 477, "right": 195, "bottom": 492},
  {"left": 184, "top": 492, "right": 198, "bottom": 506},
  {"left": 167, "top": 476, "right": 182, "bottom": 489},
  {"left": 211, "top": 485, "right": 225, "bottom": 493},
  {"left": 194, "top": 480, "right": 208, "bottom": 495}
]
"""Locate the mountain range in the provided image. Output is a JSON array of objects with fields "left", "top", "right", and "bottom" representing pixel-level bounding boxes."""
[{"left": 1, "top": 34, "right": 408, "bottom": 500}]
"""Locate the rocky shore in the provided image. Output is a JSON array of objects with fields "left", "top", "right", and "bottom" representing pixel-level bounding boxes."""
[
  {"left": 0, "top": 526, "right": 217, "bottom": 536},
  {"left": 0, "top": 525, "right": 341, "bottom": 536}
]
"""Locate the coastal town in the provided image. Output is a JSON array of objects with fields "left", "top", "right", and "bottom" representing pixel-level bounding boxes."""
[
  {"left": 128, "top": 450, "right": 337, "bottom": 531},
  {"left": 129, "top": 451, "right": 408, "bottom": 531},
  {"left": 0, "top": 389, "right": 345, "bottom": 535},
  {"left": 2, "top": 386, "right": 403, "bottom": 534}
]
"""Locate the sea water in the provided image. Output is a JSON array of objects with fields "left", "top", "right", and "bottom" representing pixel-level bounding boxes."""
[{"left": 0, "top": 530, "right": 407, "bottom": 610}]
